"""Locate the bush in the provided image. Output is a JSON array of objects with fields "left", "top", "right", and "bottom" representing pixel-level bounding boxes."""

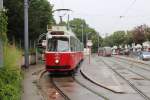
[{"left": 0, "top": 44, "right": 22, "bottom": 100}]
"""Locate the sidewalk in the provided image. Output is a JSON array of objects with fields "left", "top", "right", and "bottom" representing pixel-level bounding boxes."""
[
  {"left": 80, "top": 56, "right": 134, "bottom": 93},
  {"left": 21, "top": 65, "right": 44, "bottom": 100}
]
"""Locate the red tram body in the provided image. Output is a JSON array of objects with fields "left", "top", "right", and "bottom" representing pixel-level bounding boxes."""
[{"left": 45, "top": 26, "right": 84, "bottom": 72}]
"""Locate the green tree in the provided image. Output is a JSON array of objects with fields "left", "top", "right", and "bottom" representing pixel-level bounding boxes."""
[
  {"left": 69, "top": 18, "right": 87, "bottom": 42},
  {"left": 124, "top": 31, "right": 133, "bottom": 45},
  {"left": 29, "top": 0, "right": 54, "bottom": 40},
  {"left": 112, "top": 31, "right": 126, "bottom": 46},
  {"left": 103, "top": 31, "right": 126, "bottom": 47},
  {"left": 102, "top": 35, "right": 114, "bottom": 47},
  {"left": 0, "top": 11, "right": 8, "bottom": 41},
  {"left": 4, "top": 0, "right": 24, "bottom": 41},
  {"left": 4, "top": 0, "right": 54, "bottom": 43},
  {"left": 69, "top": 18, "right": 103, "bottom": 52}
]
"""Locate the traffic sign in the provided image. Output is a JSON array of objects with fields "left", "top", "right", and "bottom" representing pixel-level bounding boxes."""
[{"left": 87, "top": 40, "right": 93, "bottom": 47}]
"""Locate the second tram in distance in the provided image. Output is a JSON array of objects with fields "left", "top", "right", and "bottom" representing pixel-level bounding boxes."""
[{"left": 45, "top": 25, "right": 84, "bottom": 73}]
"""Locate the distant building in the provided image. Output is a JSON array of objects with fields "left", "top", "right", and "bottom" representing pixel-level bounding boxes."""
[{"left": 0, "top": 0, "right": 3, "bottom": 10}]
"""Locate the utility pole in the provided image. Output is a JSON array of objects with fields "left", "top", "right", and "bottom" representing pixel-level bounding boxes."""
[
  {"left": 67, "top": 14, "right": 70, "bottom": 30},
  {"left": 24, "top": 0, "right": 29, "bottom": 68},
  {"left": 0, "top": 0, "right": 3, "bottom": 9},
  {"left": 81, "top": 24, "right": 84, "bottom": 43},
  {"left": 86, "top": 32, "right": 87, "bottom": 48},
  {"left": 97, "top": 33, "right": 100, "bottom": 53}
]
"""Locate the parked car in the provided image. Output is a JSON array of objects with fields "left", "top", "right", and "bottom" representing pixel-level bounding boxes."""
[{"left": 138, "top": 51, "right": 150, "bottom": 60}]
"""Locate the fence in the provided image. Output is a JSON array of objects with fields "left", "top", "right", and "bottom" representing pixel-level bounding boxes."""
[{"left": 0, "top": 39, "right": 3, "bottom": 68}]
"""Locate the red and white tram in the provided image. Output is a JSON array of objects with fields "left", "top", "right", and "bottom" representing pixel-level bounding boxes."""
[{"left": 45, "top": 26, "right": 84, "bottom": 72}]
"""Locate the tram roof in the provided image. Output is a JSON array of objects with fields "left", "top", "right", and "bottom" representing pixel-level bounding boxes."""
[{"left": 47, "top": 25, "right": 76, "bottom": 37}]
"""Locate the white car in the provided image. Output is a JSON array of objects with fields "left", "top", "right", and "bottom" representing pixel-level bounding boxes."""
[{"left": 139, "top": 51, "right": 150, "bottom": 60}]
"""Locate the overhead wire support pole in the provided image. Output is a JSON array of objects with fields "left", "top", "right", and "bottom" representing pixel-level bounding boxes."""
[
  {"left": 81, "top": 24, "right": 84, "bottom": 43},
  {"left": 97, "top": 32, "right": 100, "bottom": 54},
  {"left": 24, "top": 0, "right": 29, "bottom": 68}
]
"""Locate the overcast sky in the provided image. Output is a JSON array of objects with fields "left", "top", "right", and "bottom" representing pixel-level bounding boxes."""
[{"left": 49, "top": 0, "right": 150, "bottom": 37}]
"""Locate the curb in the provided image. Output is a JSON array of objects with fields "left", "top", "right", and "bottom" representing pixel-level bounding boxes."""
[
  {"left": 80, "top": 69, "right": 124, "bottom": 93},
  {"left": 36, "top": 69, "right": 47, "bottom": 100},
  {"left": 37, "top": 69, "right": 47, "bottom": 84}
]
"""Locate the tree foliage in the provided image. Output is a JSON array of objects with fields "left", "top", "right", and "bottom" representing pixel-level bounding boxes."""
[
  {"left": 132, "top": 25, "right": 146, "bottom": 44},
  {"left": 4, "top": 0, "right": 24, "bottom": 41},
  {"left": 124, "top": 31, "right": 133, "bottom": 45},
  {"left": 29, "top": 0, "right": 54, "bottom": 39},
  {"left": 103, "top": 24, "right": 150, "bottom": 47},
  {"left": 4, "top": 0, "right": 54, "bottom": 42},
  {"left": 0, "top": 11, "right": 8, "bottom": 41},
  {"left": 69, "top": 18, "right": 102, "bottom": 52},
  {"left": 102, "top": 31, "right": 126, "bottom": 47}
]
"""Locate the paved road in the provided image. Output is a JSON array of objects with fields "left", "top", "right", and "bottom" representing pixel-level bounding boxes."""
[
  {"left": 81, "top": 55, "right": 150, "bottom": 100},
  {"left": 22, "top": 55, "right": 150, "bottom": 100}
]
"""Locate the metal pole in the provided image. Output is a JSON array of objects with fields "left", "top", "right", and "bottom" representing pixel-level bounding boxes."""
[
  {"left": 81, "top": 24, "right": 84, "bottom": 43},
  {"left": 24, "top": 0, "right": 29, "bottom": 68},
  {"left": 0, "top": 0, "right": 3, "bottom": 9},
  {"left": 59, "top": 16, "right": 63, "bottom": 24},
  {"left": 97, "top": 33, "right": 99, "bottom": 53},
  {"left": 86, "top": 32, "right": 88, "bottom": 48},
  {"left": 67, "top": 14, "right": 70, "bottom": 30}
]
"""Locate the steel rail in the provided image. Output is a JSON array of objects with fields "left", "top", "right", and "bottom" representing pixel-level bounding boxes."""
[
  {"left": 38, "top": 70, "right": 70, "bottom": 100},
  {"left": 50, "top": 77, "right": 71, "bottom": 100},
  {"left": 113, "top": 57, "right": 150, "bottom": 72},
  {"left": 79, "top": 69, "right": 124, "bottom": 94},
  {"left": 72, "top": 74, "right": 108, "bottom": 100},
  {"left": 101, "top": 58, "right": 150, "bottom": 100}
]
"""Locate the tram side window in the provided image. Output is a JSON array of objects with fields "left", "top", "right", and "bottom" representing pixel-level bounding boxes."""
[{"left": 77, "top": 40, "right": 80, "bottom": 51}]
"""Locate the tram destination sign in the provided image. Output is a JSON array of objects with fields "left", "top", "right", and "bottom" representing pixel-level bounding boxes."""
[{"left": 0, "top": 40, "right": 3, "bottom": 68}]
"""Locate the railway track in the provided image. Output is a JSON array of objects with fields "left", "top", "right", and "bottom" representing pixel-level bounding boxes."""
[
  {"left": 39, "top": 69, "right": 106, "bottom": 100},
  {"left": 73, "top": 71, "right": 108, "bottom": 99},
  {"left": 100, "top": 57, "right": 150, "bottom": 100},
  {"left": 106, "top": 58, "right": 150, "bottom": 81},
  {"left": 114, "top": 57, "right": 150, "bottom": 72},
  {"left": 50, "top": 77, "right": 71, "bottom": 100},
  {"left": 50, "top": 75, "right": 106, "bottom": 100}
]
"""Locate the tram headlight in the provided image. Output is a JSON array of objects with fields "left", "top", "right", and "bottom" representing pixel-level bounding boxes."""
[{"left": 55, "top": 59, "right": 59, "bottom": 64}]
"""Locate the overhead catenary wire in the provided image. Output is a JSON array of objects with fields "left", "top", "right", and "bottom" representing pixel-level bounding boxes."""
[
  {"left": 121, "top": 0, "right": 137, "bottom": 17},
  {"left": 110, "top": 0, "right": 137, "bottom": 34}
]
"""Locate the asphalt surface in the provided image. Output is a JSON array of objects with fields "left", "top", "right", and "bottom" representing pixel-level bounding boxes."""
[
  {"left": 21, "top": 55, "right": 150, "bottom": 100},
  {"left": 21, "top": 65, "right": 44, "bottom": 100},
  {"left": 80, "top": 55, "right": 147, "bottom": 100}
]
